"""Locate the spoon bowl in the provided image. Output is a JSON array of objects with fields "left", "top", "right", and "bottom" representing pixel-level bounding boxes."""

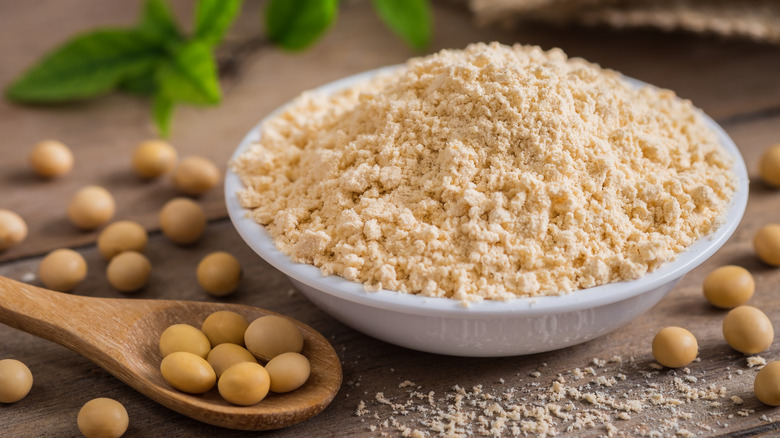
[{"left": 0, "top": 276, "right": 342, "bottom": 431}]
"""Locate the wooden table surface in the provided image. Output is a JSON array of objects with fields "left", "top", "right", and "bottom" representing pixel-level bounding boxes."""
[{"left": 2, "top": 1, "right": 780, "bottom": 436}]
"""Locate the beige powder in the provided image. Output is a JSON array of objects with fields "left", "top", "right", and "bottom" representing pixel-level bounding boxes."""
[
  {"left": 232, "top": 42, "right": 735, "bottom": 302},
  {"left": 351, "top": 356, "right": 758, "bottom": 437}
]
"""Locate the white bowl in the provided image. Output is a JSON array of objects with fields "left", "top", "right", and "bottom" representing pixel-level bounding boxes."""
[{"left": 225, "top": 67, "right": 749, "bottom": 357}]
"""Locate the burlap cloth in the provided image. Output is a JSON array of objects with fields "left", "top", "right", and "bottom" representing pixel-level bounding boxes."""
[{"left": 470, "top": 0, "right": 780, "bottom": 44}]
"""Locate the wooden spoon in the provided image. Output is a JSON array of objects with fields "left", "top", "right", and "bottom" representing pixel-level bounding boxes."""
[{"left": 0, "top": 276, "right": 342, "bottom": 431}]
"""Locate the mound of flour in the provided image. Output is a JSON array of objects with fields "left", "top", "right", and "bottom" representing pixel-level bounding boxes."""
[{"left": 232, "top": 42, "right": 735, "bottom": 303}]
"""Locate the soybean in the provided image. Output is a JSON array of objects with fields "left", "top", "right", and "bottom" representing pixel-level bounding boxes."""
[
  {"left": 67, "top": 185, "right": 115, "bottom": 230},
  {"left": 217, "top": 362, "right": 270, "bottom": 406},
  {"left": 172, "top": 156, "right": 220, "bottom": 196},
  {"left": 702, "top": 265, "right": 754, "bottom": 309},
  {"left": 0, "top": 359, "right": 33, "bottom": 403},
  {"left": 651, "top": 326, "right": 698, "bottom": 368},
  {"left": 97, "top": 221, "right": 147, "bottom": 260},
  {"left": 197, "top": 252, "right": 242, "bottom": 297},
  {"left": 755, "top": 361, "right": 780, "bottom": 406},
  {"left": 159, "top": 198, "right": 206, "bottom": 245},
  {"left": 160, "top": 352, "right": 216, "bottom": 394},
  {"left": 759, "top": 144, "right": 780, "bottom": 188},
  {"left": 266, "top": 352, "right": 310, "bottom": 393},
  {"left": 201, "top": 311, "right": 248, "bottom": 347},
  {"left": 722, "top": 306, "right": 774, "bottom": 354},
  {"left": 244, "top": 316, "right": 303, "bottom": 361},
  {"left": 159, "top": 324, "right": 211, "bottom": 359},
  {"left": 77, "top": 398, "right": 128, "bottom": 438},
  {"left": 132, "top": 139, "right": 177, "bottom": 179},
  {"left": 0, "top": 209, "right": 27, "bottom": 250},
  {"left": 106, "top": 251, "right": 151, "bottom": 292},
  {"left": 39, "top": 248, "right": 87, "bottom": 292},
  {"left": 754, "top": 224, "right": 780, "bottom": 266},
  {"left": 29, "top": 140, "right": 73, "bottom": 178},
  {"left": 207, "top": 343, "right": 257, "bottom": 378}
]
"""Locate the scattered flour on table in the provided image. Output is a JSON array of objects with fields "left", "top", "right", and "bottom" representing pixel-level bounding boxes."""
[
  {"left": 352, "top": 356, "right": 765, "bottom": 437},
  {"left": 747, "top": 356, "right": 766, "bottom": 368},
  {"left": 232, "top": 42, "right": 736, "bottom": 302}
]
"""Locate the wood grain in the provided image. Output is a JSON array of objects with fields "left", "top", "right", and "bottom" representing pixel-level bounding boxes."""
[{"left": 1, "top": 0, "right": 780, "bottom": 436}]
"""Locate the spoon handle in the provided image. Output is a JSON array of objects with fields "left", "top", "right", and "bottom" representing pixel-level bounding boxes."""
[{"left": 0, "top": 276, "right": 160, "bottom": 357}]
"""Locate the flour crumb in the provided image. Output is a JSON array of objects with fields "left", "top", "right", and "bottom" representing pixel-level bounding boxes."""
[
  {"left": 356, "top": 400, "right": 369, "bottom": 417},
  {"left": 357, "top": 354, "right": 759, "bottom": 437}
]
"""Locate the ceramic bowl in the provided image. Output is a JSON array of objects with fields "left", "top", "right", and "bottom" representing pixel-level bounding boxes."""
[{"left": 225, "top": 67, "right": 749, "bottom": 357}]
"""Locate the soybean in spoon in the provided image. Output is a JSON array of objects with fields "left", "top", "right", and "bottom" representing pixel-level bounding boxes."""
[{"left": 0, "top": 276, "right": 342, "bottom": 431}]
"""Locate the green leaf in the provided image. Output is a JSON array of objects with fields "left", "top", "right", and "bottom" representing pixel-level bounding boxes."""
[
  {"left": 118, "top": 68, "right": 158, "bottom": 95},
  {"left": 119, "top": 75, "right": 156, "bottom": 95},
  {"left": 195, "top": 0, "right": 243, "bottom": 46},
  {"left": 6, "top": 29, "right": 163, "bottom": 102},
  {"left": 156, "top": 41, "right": 221, "bottom": 105},
  {"left": 371, "top": 0, "right": 432, "bottom": 50},
  {"left": 153, "top": 93, "right": 175, "bottom": 137},
  {"left": 138, "top": 0, "right": 182, "bottom": 43},
  {"left": 120, "top": 0, "right": 184, "bottom": 97},
  {"left": 265, "top": 0, "right": 338, "bottom": 51}
]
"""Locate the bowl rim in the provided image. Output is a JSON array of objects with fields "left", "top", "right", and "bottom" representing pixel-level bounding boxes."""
[{"left": 225, "top": 66, "right": 750, "bottom": 318}]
